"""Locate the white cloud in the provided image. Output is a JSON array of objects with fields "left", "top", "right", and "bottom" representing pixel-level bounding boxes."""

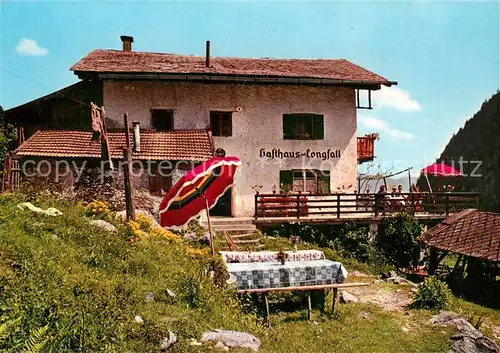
[
  {"left": 359, "top": 115, "right": 414, "bottom": 140},
  {"left": 372, "top": 86, "right": 421, "bottom": 112},
  {"left": 15, "top": 38, "right": 49, "bottom": 56}
]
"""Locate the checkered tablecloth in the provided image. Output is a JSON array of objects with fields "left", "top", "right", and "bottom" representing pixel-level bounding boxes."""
[
  {"left": 226, "top": 260, "right": 347, "bottom": 291},
  {"left": 219, "top": 250, "right": 325, "bottom": 263}
]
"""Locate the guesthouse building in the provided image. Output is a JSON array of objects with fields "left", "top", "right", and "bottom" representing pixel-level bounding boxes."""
[{"left": 3, "top": 36, "right": 394, "bottom": 217}]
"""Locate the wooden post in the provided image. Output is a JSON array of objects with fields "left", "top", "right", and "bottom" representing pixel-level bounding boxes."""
[
  {"left": 100, "top": 107, "right": 113, "bottom": 170},
  {"left": 306, "top": 291, "right": 312, "bottom": 321},
  {"left": 263, "top": 293, "right": 270, "bottom": 327},
  {"left": 336, "top": 194, "right": 341, "bottom": 218},
  {"left": 332, "top": 288, "right": 339, "bottom": 314},
  {"left": 254, "top": 193, "right": 258, "bottom": 222},
  {"left": 296, "top": 194, "right": 300, "bottom": 219},
  {"left": 123, "top": 113, "right": 131, "bottom": 149},
  {"left": 122, "top": 147, "right": 135, "bottom": 221},
  {"left": 122, "top": 113, "right": 135, "bottom": 221},
  {"left": 2, "top": 154, "right": 12, "bottom": 193},
  {"left": 204, "top": 196, "right": 216, "bottom": 256}
]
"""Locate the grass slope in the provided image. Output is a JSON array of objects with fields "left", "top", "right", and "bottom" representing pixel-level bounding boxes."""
[{"left": 1, "top": 194, "right": 492, "bottom": 352}]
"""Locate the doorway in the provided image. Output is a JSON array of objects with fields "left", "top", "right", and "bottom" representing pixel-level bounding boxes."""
[{"left": 210, "top": 187, "right": 232, "bottom": 217}]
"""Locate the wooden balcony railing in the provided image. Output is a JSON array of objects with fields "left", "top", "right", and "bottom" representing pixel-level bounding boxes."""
[
  {"left": 357, "top": 136, "right": 376, "bottom": 163},
  {"left": 254, "top": 192, "right": 481, "bottom": 220}
]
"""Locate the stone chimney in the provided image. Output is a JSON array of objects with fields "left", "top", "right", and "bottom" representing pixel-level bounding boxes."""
[
  {"left": 132, "top": 121, "right": 140, "bottom": 152},
  {"left": 120, "top": 35, "right": 134, "bottom": 52}
]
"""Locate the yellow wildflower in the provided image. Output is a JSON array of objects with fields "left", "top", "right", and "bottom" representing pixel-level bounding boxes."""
[
  {"left": 150, "top": 226, "right": 181, "bottom": 242},
  {"left": 183, "top": 246, "right": 208, "bottom": 258}
]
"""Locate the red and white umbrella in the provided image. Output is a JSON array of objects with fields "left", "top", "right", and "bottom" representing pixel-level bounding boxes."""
[
  {"left": 159, "top": 157, "right": 241, "bottom": 253},
  {"left": 420, "top": 163, "right": 462, "bottom": 177},
  {"left": 420, "top": 163, "right": 462, "bottom": 192}
]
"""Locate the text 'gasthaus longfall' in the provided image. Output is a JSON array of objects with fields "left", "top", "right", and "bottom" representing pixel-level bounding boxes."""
[{"left": 259, "top": 148, "right": 341, "bottom": 161}]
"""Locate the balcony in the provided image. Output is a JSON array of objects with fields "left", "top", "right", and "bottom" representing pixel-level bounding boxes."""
[{"left": 357, "top": 133, "right": 378, "bottom": 163}]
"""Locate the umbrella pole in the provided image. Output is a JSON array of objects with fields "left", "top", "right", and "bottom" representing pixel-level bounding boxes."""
[
  {"left": 425, "top": 173, "right": 433, "bottom": 193},
  {"left": 204, "top": 197, "right": 216, "bottom": 256}
]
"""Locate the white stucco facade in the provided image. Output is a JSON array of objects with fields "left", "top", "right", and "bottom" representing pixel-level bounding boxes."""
[{"left": 103, "top": 81, "right": 358, "bottom": 217}]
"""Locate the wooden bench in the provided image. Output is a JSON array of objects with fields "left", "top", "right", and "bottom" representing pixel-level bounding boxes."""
[{"left": 237, "top": 282, "right": 371, "bottom": 326}]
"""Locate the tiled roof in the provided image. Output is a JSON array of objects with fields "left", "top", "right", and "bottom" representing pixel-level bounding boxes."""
[
  {"left": 418, "top": 209, "right": 500, "bottom": 262},
  {"left": 14, "top": 129, "right": 214, "bottom": 161},
  {"left": 71, "top": 49, "right": 392, "bottom": 85}
]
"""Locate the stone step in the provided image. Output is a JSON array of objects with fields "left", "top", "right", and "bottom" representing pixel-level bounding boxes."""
[
  {"left": 205, "top": 217, "right": 255, "bottom": 225},
  {"left": 229, "top": 233, "right": 257, "bottom": 239},
  {"left": 233, "top": 239, "right": 260, "bottom": 244}
]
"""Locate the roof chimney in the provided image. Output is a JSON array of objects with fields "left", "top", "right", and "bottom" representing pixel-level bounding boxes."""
[
  {"left": 205, "top": 40, "right": 210, "bottom": 68},
  {"left": 120, "top": 35, "right": 134, "bottom": 52},
  {"left": 132, "top": 121, "right": 140, "bottom": 152}
]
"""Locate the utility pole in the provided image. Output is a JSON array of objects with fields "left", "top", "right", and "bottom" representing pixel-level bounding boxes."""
[{"left": 122, "top": 113, "right": 135, "bottom": 221}]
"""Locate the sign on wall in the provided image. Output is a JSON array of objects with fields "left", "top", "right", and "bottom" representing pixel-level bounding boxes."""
[{"left": 259, "top": 148, "right": 341, "bottom": 161}]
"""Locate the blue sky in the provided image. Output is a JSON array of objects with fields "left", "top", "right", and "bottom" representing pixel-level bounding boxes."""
[{"left": 1, "top": 1, "right": 499, "bottom": 175}]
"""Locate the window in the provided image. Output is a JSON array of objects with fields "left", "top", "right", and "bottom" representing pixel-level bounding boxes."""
[
  {"left": 279, "top": 170, "right": 330, "bottom": 194},
  {"left": 151, "top": 109, "right": 173, "bottom": 131},
  {"left": 210, "top": 111, "right": 232, "bottom": 137},
  {"left": 149, "top": 164, "right": 172, "bottom": 196},
  {"left": 283, "top": 114, "right": 324, "bottom": 140}
]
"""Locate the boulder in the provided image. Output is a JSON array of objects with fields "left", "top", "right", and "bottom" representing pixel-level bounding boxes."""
[
  {"left": 89, "top": 219, "right": 117, "bottom": 233},
  {"left": 165, "top": 288, "right": 176, "bottom": 299},
  {"left": 160, "top": 330, "right": 177, "bottom": 351},
  {"left": 183, "top": 232, "right": 197, "bottom": 241},
  {"left": 17, "top": 202, "right": 63, "bottom": 216},
  {"left": 134, "top": 316, "right": 143, "bottom": 324},
  {"left": 201, "top": 330, "right": 261, "bottom": 351},
  {"left": 188, "top": 338, "right": 202, "bottom": 346},
  {"left": 340, "top": 291, "right": 359, "bottom": 304},
  {"left": 429, "top": 311, "right": 499, "bottom": 353}
]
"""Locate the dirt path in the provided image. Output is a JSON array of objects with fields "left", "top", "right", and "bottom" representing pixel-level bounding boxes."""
[{"left": 346, "top": 283, "right": 412, "bottom": 311}]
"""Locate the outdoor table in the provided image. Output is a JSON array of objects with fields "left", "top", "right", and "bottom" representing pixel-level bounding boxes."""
[
  {"left": 219, "top": 250, "right": 325, "bottom": 264},
  {"left": 225, "top": 259, "right": 347, "bottom": 291},
  {"left": 226, "top": 259, "right": 356, "bottom": 325}
]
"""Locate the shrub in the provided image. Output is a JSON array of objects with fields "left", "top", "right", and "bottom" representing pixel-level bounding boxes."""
[
  {"left": 376, "top": 213, "right": 422, "bottom": 268},
  {"left": 328, "top": 221, "right": 373, "bottom": 262},
  {"left": 273, "top": 222, "right": 327, "bottom": 244},
  {"left": 411, "top": 276, "right": 452, "bottom": 310}
]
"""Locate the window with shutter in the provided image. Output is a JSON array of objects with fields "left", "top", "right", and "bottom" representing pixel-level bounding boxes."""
[
  {"left": 282, "top": 114, "right": 324, "bottom": 140},
  {"left": 279, "top": 170, "right": 293, "bottom": 193},
  {"left": 283, "top": 115, "right": 295, "bottom": 139},
  {"left": 313, "top": 115, "right": 324, "bottom": 139}
]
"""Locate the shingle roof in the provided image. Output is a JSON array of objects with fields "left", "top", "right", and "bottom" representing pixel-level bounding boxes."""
[
  {"left": 418, "top": 209, "right": 500, "bottom": 262},
  {"left": 14, "top": 129, "right": 214, "bottom": 161},
  {"left": 71, "top": 49, "right": 392, "bottom": 86}
]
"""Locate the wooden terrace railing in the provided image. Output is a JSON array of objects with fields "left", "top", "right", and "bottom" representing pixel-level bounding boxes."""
[{"left": 254, "top": 192, "right": 481, "bottom": 220}]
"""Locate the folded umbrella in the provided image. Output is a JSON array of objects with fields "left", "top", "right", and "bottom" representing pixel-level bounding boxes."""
[{"left": 159, "top": 157, "right": 241, "bottom": 253}]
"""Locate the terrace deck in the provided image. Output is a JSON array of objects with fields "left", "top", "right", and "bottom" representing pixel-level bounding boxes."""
[{"left": 253, "top": 192, "right": 481, "bottom": 226}]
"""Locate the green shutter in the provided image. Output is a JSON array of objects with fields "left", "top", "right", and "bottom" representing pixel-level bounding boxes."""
[
  {"left": 317, "top": 171, "right": 330, "bottom": 194},
  {"left": 313, "top": 115, "right": 324, "bottom": 139},
  {"left": 283, "top": 114, "right": 295, "bottom": 140},
  {"left": 279, "top": 170, "right": 293, "bottom": 192}
]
